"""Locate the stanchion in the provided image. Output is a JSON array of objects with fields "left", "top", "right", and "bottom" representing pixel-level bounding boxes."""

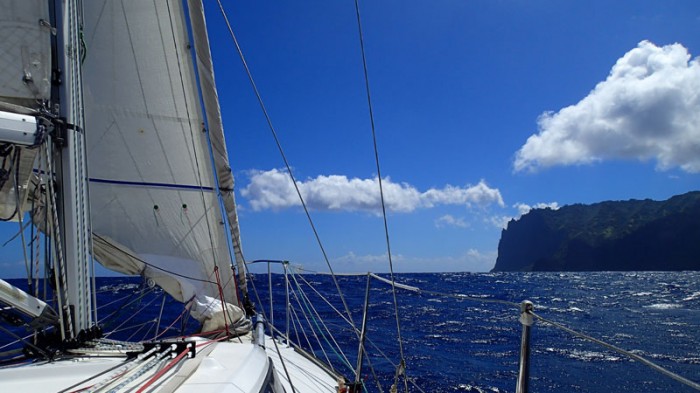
[{"left": 516, "top": 300, "right": 534, "bottom": 393}]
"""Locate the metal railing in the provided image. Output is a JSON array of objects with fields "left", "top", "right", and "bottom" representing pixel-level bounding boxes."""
[{"left": 254, "top": 266, "right": 700, "bottom": 393}]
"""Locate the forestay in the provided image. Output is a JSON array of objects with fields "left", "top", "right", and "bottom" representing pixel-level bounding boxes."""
[{"left": 82, "top": 0, "right": 246, "bottom": 326}]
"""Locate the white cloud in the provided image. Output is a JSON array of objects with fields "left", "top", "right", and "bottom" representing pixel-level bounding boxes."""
[
  {"left": 241, "top": 169, "right": 504, "bottom": 212},
  {"left": 487, "top": 215, "right": 512, "bottom": 229},
  {"left": 333, "top": 251, "right": 405, "bottom": 266},
  {"left": 513, "top": 202, "right": 560, "bottom": 217},
  {"left": 515, "top": 40, "right": 700, "bottom": 173},
  {"left": 487, "top": 202, "right": 559, "bottom": 229},
  {"left": 435, "top": 214, "right": 468, "bottom": 228},
  {"left": 329, "top": 249, "right": 496, "bottom": 272}
]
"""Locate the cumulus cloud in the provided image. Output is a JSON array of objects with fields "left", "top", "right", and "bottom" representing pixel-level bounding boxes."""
[
  {"left": 513, "top": 202, "right": 560, "bottom": 216},
  {"left": 241, "top": 169, "right": 504, "bottom": 212},
  {"left": 487, "top": 215, "right": 512, "bottom": 229},
  {"left": 333, "top": 251, "right": 405, "bottom": 265},
  {"left": 515, "top": 40, "right": 700, "bottom": 173},
  {"left": 487, "top": 202, "right": 559, "bottom": 229},
  {"left": 331, "top": 249, "right": 496, "bottom": 272},
  {"left": 435, "top": 214, "right": 469, "bottom": 228}
]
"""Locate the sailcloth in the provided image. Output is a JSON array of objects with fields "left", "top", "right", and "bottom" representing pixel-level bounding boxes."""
[{"left": 82, "top": 0, "right": 246, "bottom": 323}]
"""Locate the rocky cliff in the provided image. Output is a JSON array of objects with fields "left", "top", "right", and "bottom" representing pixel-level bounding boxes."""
[{"left": 492, "top": 191, "right": 700, "bottom": 271}]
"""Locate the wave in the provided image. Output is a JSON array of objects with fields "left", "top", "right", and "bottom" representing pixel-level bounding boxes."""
[
  {"left": 683, "top": 291, "right": 700, "bottom": 301},
  {"left": 456, "top": 384, "right": 501, "bottom": 392},
  {"left": 544, "top": 347, "right": 623, "bottom": 363},
  {"left": 643, "top": 303, "right": 682, "bottom": 310}
]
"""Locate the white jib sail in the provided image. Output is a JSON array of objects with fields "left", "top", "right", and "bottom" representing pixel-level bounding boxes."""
[{"left": 82, "top": 0, "right": 246, "bottom": 328}]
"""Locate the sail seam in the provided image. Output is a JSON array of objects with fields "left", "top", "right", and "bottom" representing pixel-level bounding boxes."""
[{"left": 88, "top": 177, "right": 221, "bottom": 192}]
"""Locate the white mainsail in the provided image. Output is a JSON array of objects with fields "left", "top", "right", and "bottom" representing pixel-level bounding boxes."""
[{"left": 82, "top": 0, "right": 246, "bottom": 326}]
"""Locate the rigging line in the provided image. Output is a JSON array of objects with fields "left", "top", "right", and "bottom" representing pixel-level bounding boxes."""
[
  {"left": 293, "top": 268, "right": 384, "bottom": 390},
  {"left": 96, "top": 290, "right": 139, "bottom": 311},
  {"left": 154, "top": 305, "right": 189, "bottom": 340},
  {"left": 185, "top": 2, "right": 247, "bottom": 302},
  {"left": 288, "top": 284, "right": 334, "bottom": 368},
  {"left": 0, "top": 324, "right": 51, "bottom": 360},
  {"left": 154, "top": 293, "right": 167, "bottom": 340},
  {"left": 45, "top": 139, "right": 73, "bottom": 339},
  {"left": 213, "top": 267, "right": 231, "bottom": 336},
  {"left": 531, "top": 311, "right": 700, "bottom": 392},
  {"left": 353, "top": 2, "right": 407, "bottom": 391},
  {"left": 134, "top": 344, "right": 192, "bottom": 393},
  {"left": 289, "top": 272, "right": 353, "bottom": 372},
  {"left": 295, "top": 272, "right": 354, "bottom": 330},
  {"left": 120, "top": 320, "right": 156, "bottom": 340},
  {"left": 245, "top": 266, "right": 298, "bottom": 393},
  {"left": 103, "top": 291, "right": 160, "bottom": 339},
  {"left": 214, "top": 0, "right": 360, "bottom": 335},
  {"left": 289, "top": 304, "right": 304, "bottom": 348},
  {"left": 97, "top": 286, "right": 154, "bottom": 327},
  {"left": 317, "top": 321, "right": 421, "bottom": 393},
  {"left": 0, "top": 325, "right": 53, "bottom": 352},
  {"left": 56, "top": 358, "right": 137, "bottom": 393},
  {"left": 289, "top": 303, "right": 327, "bottom": 367},
  {"left": 292, "top": 293, "right": 335, "bottom": 371},
  {"left": 164, "top": 0, "right": 222, "bottom": 293}
]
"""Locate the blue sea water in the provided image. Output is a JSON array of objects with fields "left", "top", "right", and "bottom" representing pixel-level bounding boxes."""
[
  {"left": 2, "top": 272, "right": 699, "bottom": 392},
  {"left": 260, "top": 272, "right": 700, "bottom": 393}
]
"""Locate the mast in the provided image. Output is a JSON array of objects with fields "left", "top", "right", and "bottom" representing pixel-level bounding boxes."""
[{"left": 54, "top": 0, "right": 93, "bottom": 336}]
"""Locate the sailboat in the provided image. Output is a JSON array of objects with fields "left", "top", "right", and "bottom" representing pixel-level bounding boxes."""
[
  {"left": 4, "top": 2, "right": 700, "bottom": 393},
  {"left": 0, "top": 0, "right": 345, "bottom": 391}
]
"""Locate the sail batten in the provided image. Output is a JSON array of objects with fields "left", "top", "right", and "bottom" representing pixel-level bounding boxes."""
[{"left": 83, "top": 0, "right": 244, "bottom": 319}]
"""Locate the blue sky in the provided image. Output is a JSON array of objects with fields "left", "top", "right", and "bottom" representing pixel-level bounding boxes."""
[
  {"left": 205, "top": 1, "right": 700, "bottom": 273},
  {"left": 3, "top": 1, "right": 700, "bottom": 276}
]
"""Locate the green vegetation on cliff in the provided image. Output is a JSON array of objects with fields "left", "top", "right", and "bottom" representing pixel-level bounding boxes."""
[{"left": 492, "top": 191, "right": 700, "bottom": 271}]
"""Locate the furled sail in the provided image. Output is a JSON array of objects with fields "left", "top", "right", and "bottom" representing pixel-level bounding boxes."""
[
  {"left": 82, "top": 0, "right": 247, "bottom": 328},
  {"left": 186, "top": 1, "right": 248, "bottom": 296}
]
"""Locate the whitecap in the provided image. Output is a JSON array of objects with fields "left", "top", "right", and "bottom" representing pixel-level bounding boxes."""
[
  {"left": 683, "top": 291, "right": 700, "bottom": 301},
  {"left": 644, "top": 303, "right": 681, "bottom": 310}
]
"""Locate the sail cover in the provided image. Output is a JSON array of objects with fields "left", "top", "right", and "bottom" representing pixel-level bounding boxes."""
[{"left": 82, "top": 1, "right": 244, "bottom": 313}]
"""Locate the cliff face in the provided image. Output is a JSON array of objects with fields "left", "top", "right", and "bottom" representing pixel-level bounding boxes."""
[{"left": 492, "top": 191, "right": 700, "bottom": 272}]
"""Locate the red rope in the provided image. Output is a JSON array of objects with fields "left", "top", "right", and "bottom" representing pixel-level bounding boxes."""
[
  {"left": 154, "top": 305, "right": 189, "bottom": 340},
  {"left": 134, "top": 346, "right": 191, "bottom": 393},
  {"left": 213, "top": 266, "right": 231, "bottom": 336}
]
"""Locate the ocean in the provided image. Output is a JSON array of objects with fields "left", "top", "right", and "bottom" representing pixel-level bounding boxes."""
[{"left": 2, "top": 272, "right": 699, "bottom": 392}]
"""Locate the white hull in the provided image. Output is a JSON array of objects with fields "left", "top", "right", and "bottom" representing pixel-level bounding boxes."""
[{"left": 0, "top": 335, "right": 338, "bottom": 393}]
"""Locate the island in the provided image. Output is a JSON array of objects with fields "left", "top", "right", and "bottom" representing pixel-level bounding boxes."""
[{"left": 491, "top": 191, "right": 700, "bottom": 272}]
